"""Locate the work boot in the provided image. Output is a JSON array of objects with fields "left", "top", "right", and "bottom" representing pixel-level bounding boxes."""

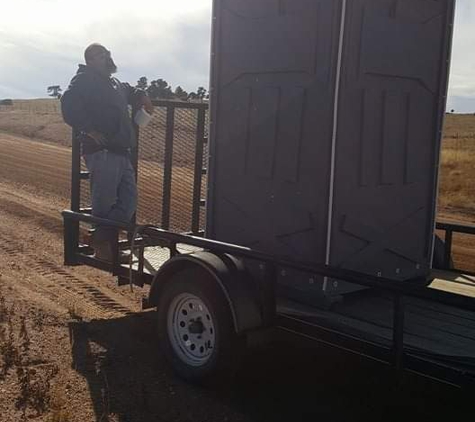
[
  {"left": 93, "top": 241, "right": 132, "bottom": 264},
  {"left": 91, "top": 231, "right": 131, "bottom": 264},
  {"left": 93, "top": 239, "right": 112, "bottom": 261}
]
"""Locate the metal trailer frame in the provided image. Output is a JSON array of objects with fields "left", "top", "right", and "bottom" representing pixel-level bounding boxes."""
[{"left": 63, "top": 101, "right": 475, "bottom": 389}]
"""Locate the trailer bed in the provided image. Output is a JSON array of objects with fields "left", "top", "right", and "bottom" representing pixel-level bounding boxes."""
[
  {"left": 123, "top": 245, "right": 475, "bottom": 378},
  {"left": 430, "top": 270, "right": 475, "bottom": 298},
  {"left": 126, "top": 244, "right": 202, "bottom": 275},
  {"left": 279, "top": 292, "right": 475, "bottom": 361},
  {"left": 125, "top": 245, "right": 475, "bottom": 298}
]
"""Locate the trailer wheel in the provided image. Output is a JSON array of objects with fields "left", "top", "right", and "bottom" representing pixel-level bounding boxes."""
[{"left": 157, "top": 267, "right": 244, "bottom": 384}]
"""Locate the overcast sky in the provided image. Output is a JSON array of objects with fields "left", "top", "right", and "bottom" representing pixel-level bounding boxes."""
[{"left": 0, "top": 0, "right": 473, "bottom": 112}]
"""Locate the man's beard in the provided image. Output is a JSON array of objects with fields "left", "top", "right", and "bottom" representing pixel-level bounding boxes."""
[{"left": 107, "top": 58, "right": 117, "bottom": 74}]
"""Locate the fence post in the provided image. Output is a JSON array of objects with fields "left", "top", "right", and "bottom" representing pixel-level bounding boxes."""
[
  {"left": 444, "top": 229, "right": 453, "bottom": 269},
  {"left": 191, "top": 107, "right": 206, "bottom": 234},
  {"left": 131, "top": 120, "right": 140, "bottom": 227},
  {"left": 63, "top": 217, "right": 78, "bottom": 265},
  {"left": 68, "top": 130, "right": 81, "bottom": 261},
  {"left": 161, "top": 106, "right": 175, "bottom": 230}
]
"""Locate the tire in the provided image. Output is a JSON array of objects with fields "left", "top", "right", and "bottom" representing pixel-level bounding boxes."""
[{"left": 157, "top": 267, "right": 244, "bottom": 384}]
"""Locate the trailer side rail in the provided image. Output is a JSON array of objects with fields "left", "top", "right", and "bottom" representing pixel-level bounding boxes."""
[
  {"left": 436, "top": 220, "right": 475, "bottom": 275},
  {"left": 62, "top": 210, "right": 475, "bottom": 389}
]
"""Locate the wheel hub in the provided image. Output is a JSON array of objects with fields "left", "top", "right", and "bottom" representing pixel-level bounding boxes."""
[
  {"left": 188, "top": 319, "right": 205, "bottom": 334},
  {"left": 167, "top": 293, "right": 216, "bottom": 366}
]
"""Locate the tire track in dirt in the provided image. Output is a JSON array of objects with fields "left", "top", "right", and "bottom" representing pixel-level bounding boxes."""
[
  {"left": 0, "top": 134, "right": 71, "bottom": 199},
  {"left": 0, "top": 196, "right": 65, "bottom": 236},
  {"left": 0, "top": 179, "right": 144, "bottom": 320},
  {"left": 0, "top": 232, "right": 133, "bottom": 319}
]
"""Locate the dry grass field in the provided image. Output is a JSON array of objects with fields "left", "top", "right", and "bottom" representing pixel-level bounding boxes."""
[
  {"left": 1, "top": 98, "right": 474, "bottom": 240},
  {"left": 0, "top": 99, "right": 70, "bottom": 147},
  {"left": 438, "top": 113, "right": 475, "bottom": 213},
  {"left": 0, "top": 99, "right": 204, "bottom": 232},
  {"left": 1, "top": 99, "right": 474, "bottom": 218}
]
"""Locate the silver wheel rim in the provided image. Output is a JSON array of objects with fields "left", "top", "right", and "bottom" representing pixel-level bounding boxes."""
[{"left": 167, "top": 293, "right": 216, "bottom": 367}]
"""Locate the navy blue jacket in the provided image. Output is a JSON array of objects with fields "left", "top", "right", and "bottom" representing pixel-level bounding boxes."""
[{"left": 61, "top": 65, "right": 143, "bottom": 154}]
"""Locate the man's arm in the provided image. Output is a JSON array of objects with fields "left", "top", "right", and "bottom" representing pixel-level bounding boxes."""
[
  {"left": 122, "top": 82, "right": 154, "bottom": 114},
  {"left": 61, "top": 74, "right": 95, "bottom": 133},
  {"left": 61, "top": 74, "right": 108, "bottom": 146}
]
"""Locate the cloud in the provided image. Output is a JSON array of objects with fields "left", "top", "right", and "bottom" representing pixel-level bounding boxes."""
[
  {"left": 0, "top": 33, "right": 76, "bottom": 98},
  {"left": 0, "top": 0, "right": 211, "bottom": 98},
  {"left": 447, "top": 0, "right": 475, "bottom": 112},
  {"left": 83, "top": 11, "right": 212, "bottom": 91},
  {"left": 0, "top": 83, "right": 34, "bottom": 99},
  {"left": 447, "top": 96, "right": 475, "bottom": 115},
  {"left": 0, "top": 0, "right": 474, "bottom": 113}
]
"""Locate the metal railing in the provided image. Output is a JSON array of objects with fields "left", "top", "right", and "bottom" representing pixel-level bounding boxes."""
[
  {"left": 70, "top": 100, "right": 208, "bottom": 236},
  {"left": 436, "top": 220, "right": 475, "bottom": 275},
  {"left": 150, "top": 100, "right": 208, "bottom": 233},
  {"left": 62, "top": 209, "right": 475, "bottom": 388}
]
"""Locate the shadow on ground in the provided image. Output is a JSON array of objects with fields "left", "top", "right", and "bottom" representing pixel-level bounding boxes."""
[{"left": 69, "top": 312, "right": 470, "bottom": 422}]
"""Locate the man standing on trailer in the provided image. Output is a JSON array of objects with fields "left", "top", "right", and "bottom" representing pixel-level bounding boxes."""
[{"left": 61, "top": 43, "right": 153, "bottom": 262}]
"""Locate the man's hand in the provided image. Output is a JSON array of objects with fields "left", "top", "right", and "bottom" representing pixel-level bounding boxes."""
[{"left": 138, "top": 95, "right": 154, "bottom": 115}]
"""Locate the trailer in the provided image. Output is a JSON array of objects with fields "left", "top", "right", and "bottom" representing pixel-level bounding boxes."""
[{"left": 62, "top": 0, "right": 475, "bottom": 388}]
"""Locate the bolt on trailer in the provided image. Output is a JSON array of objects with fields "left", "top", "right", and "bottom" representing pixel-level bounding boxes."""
[{"left": 62, "top": 0, "right": 475, "bottom": 387}]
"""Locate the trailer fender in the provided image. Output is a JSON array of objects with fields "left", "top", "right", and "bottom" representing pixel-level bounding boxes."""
[{"left": 148, "top": 251, "right": 263, "bottom": 333}]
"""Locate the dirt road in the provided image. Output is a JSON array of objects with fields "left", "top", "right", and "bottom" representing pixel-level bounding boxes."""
[
  {"left": 0, "top": 133, "right": 472, "bottom": 421},
  {"left": 0, "top": 132, "right": 198, "bottom": 232}
]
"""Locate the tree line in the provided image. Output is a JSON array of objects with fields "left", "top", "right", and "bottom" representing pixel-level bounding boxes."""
[
  {"left": 136, "top": 77, "right": 208, "bottom": 102},
  {"left": 46, "top": 77, "right": 209, "bottom": 102}
]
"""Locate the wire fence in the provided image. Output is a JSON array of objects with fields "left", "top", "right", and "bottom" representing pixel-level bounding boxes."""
[
  {"left": 0, "top": 99, "right": 209, "bottom": 234},
  {"left": 134, "top": 102, "right": 209, "bottom": 233}
]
